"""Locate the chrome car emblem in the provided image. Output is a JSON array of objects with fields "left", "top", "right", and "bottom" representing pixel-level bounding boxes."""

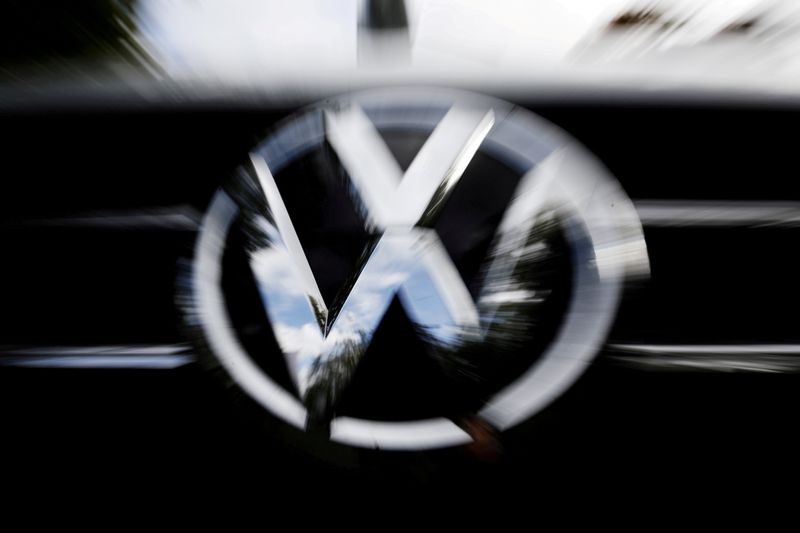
[{"left": 191, "top": 88, "right": 648, "bottom": 450}]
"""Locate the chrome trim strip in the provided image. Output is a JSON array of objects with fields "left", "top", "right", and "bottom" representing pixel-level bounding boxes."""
[
  {"left": 610, "top": 343, "right": 800, "bottom": 355},
  {"left": 8, "top": 201, "right": 800, "bottom": 232},
  {"left": 2, "top": 206, "right": 202, "bottom": 230},
  {"left": 633, "top": 200, "right": 800, "bottom": 228},
  {"left": 607, "top": 343, "right": 800, "bottom": 373},
  {"left": 0, "top": 344, "right": 195, "bottom": 369}
]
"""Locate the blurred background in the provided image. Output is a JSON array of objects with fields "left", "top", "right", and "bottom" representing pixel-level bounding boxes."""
[{"left": 4, "top": 0, "right": 800, "bottom": 93}]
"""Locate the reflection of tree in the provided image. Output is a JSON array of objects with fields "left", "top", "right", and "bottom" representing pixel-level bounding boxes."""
[
  {"left": 303, "top": 330, "right": 369, "bottom": 427},
  {"left": 226, "top": 166, "right": 274, "bottom": 253},
  {"left": 418, "top": 208, "right": 571, "bottom": 413}
]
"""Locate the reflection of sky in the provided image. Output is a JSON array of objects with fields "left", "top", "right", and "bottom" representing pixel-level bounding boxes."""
[
  {"left": 251, "top": 224, "right": 485, "bottom": 393},
  {"left": 251, "top": 220, "right": 543, "bottom": 390},
  {"left": 251, "top": 229, "right": 429, "bottom": 392}
]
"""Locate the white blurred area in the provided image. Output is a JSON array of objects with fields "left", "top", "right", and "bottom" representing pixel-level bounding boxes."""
[{"left": 131, "top": 0, "right": 800, "bottom": 93}]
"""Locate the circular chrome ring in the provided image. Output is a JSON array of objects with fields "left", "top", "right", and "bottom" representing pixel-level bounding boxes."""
[{"left": 192, "top": 88, "right": 648, "bottom": 450}]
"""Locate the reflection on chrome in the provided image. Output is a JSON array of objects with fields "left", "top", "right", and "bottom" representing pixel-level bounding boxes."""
[
  {"left": 247, "top": 101, "right": 592, "bottom": 424},
  {"left": 193, "top": 89, "right": 649, "bottom": 449},
  {"left": 325, "top": 103, "right": 495, "bottom": 229},
  {"left": 251, "top": 102, "right": 503, "bottom": 421},
  {"left": 634, "top": 200, "right": 800, "bottom": 228},
  {"left": 608, "top": 343, "right": 800, "bottom": 373}
]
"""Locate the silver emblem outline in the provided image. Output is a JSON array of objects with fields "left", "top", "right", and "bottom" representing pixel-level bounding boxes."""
[{"left": 192, "top": 88, "right": 649, "bottom": 450}]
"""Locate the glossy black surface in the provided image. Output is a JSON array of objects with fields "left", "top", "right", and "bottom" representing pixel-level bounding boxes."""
[{"left": 1, "top": 100, "right": 799, "bottom": 497}]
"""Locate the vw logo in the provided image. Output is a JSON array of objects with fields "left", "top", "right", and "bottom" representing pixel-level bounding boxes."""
[{"left": 190, "top": 88, "right": 648, "bottom": 450}]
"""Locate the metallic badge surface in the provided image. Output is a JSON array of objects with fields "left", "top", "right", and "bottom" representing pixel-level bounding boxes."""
[{"left": 190, "top": 88, "right": 648, "bottom": 450}]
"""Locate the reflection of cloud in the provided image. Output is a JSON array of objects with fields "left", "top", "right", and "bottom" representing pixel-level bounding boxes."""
[
  {"left": 273, "top": 322, "right": 321, "bottom": 392},
  {"left": 252, "top": 248, "right": 306, "bottom": 295},
  {"left": 253, "top": 247, "right": 320, "bottom": 330},
  {"left": 273, "top": 323, "right": 320, "bottom": 361},
  {"left": 273, "top": 321, "right": 364, "bottom": 393},
  {"left": 253, "top": 236, "right": 388, "bottom": 391}
]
